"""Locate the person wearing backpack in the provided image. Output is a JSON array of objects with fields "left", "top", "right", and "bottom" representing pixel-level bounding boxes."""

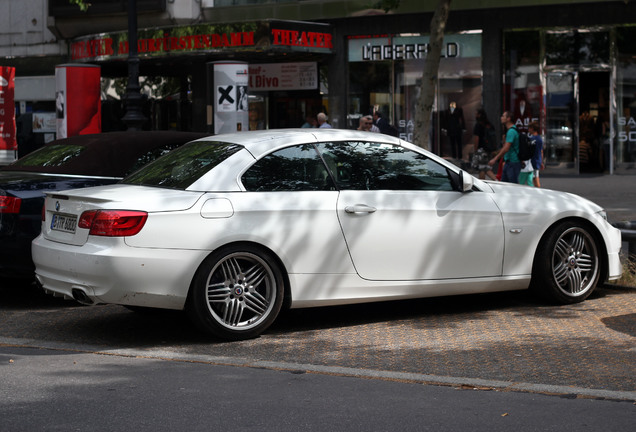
[
  {"left": 489, "top": 111, "right": 521, "bottom": 183},
  {"left": 518, "top": 148, "right": 534, "bottom": 186},
  {"left": 471, "top": 108, "right": 498, "bottom": 180},
  {"left": 528, "top": 121, "right": 544, "bottom": 187}
]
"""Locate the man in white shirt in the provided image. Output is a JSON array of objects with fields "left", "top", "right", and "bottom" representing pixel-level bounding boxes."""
[{"left": 317, "top": 112, "right": 332, "bottom": 128}]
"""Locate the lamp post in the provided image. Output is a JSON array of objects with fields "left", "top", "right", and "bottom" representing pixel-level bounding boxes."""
[{"left": 121, "top": 0, "right": 146, "bottom": 130}]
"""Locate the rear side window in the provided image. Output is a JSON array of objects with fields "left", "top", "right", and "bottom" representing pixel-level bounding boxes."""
[
  {"left": 242, "top": 144, "right": 334, "bottom": 191},
  {"left": 123, "top": 143, "right": 187, "bottom": 176},
  {"left": 123, "top": 141, "right": 243, "bottom": 189}
]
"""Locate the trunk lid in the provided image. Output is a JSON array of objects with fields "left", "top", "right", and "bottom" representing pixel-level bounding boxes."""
[{"left": 41, "top": 184, "right": 204, "bottom": 245}]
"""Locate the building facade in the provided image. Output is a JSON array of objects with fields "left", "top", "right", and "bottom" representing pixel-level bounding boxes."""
[{"left": 1, "top": 0, "right": 635, "bottom": 174}]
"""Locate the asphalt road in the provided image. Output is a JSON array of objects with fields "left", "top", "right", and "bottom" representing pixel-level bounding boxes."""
[
  {"left": 540, "top": 173, "right": 636, "bottom": 223},
  {"left": 1, "top": 345, "right": 633, "bottom": 432}
]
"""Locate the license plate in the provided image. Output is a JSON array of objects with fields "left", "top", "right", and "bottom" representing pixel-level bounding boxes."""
[{"left": 51, "top": 213, "right": 78, "bottom": 233}]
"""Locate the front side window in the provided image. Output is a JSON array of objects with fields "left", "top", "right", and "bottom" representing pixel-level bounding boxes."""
[
  {"left": 242, "top": 144, "right": 334, "bottom": 192},
  {"left": 315, "top": 141, "right": 454, "bottom": 191}
]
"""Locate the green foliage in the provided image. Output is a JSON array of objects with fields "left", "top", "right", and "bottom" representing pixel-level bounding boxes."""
[
  {"left": 69, "top": 0, "right": 91, "bottom": 12},
  {"left": 373, "top": 0, "right": 401, "bottom": 12},
  {"left": 106, "top": 76, "right": 184, "bottom": 100},
  {"left": 610, "top": 257, "right": 636, "bottom": 288}
]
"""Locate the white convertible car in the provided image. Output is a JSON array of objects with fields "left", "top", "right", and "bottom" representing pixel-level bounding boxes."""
[{"left": 32, "top": 129, "right": 622, "bottom": 340}]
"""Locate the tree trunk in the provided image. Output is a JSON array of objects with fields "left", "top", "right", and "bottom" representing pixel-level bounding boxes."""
[{"left": 413, "top": 0, "right": 452, "bottom": 151}]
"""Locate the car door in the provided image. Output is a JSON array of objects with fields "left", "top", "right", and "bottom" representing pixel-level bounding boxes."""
[
  {"left": 316, "top": 141, "right": 505, "bottom": 281},
  {"left": 240, "top": 143, "right": 351, "bottom": 275}
]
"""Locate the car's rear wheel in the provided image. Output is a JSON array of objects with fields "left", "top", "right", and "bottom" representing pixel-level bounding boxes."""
[
  {"left": 532, "top": 221, "right": 600, "bottom": 304},
  {"left": 187, "top": 244, "right": 284, "bottom": 340}
]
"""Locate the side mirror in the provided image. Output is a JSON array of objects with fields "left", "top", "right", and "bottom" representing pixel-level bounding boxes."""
[{"left": 459, "top": 170, "right": 474, "bottom": 192}]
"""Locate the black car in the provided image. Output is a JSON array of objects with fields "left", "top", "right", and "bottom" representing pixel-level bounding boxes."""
[{"left": 0, "top": 131, "right": 207, "bottom": 280}]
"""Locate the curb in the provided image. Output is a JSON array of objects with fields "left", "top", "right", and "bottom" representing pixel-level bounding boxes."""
[{"left": 2, "top": 337, "right": 635, "bottom": 403}]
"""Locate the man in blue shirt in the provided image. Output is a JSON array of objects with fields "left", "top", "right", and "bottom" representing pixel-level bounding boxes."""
[{"left": 489, "top": 111, "right": 521, "bottom": 183}]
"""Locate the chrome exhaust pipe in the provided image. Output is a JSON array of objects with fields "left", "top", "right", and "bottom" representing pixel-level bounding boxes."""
[{"left": 72, "top": 288, "right": 94, "bottom": 305}]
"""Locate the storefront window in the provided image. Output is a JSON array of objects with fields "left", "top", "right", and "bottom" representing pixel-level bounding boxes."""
[
  {"left": 546, "top": 30, "right": 609, "bottom": 66},
  {"left": 347, "top": 32, "right": 482, "bottom": 160},
  {"left": 616, "top": 26, "right": 636, "bottom": 167},
  {"left": 348, "top": 61, "right": 392, "bottom": 130},
  {"left": 506, "top": 28, "right": 613, "bottom": 173},
  {"left": 504, "top": 30, "right": 541, "bottom": 134}
]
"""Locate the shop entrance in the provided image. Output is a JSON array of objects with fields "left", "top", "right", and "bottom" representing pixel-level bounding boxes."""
[
  {"left": 545, "top": 70, "right": 610, "bottom": 173},
  {"left": 247, "top": 91, "right": 322, "bottom": 130},
  {"left": 269, "top": 91, "right": 323, "bottom": 129},
  {"left": 579, "top": 71, "right": 610, "bottom": 173}
]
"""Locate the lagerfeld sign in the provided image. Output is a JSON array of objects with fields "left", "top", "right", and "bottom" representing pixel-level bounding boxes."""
[{"left": 348, "top": 33, "right": 481, "bottom": 62}]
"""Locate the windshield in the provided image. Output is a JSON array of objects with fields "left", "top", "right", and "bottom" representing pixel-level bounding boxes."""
[
  {"left": 122, "top": 140, "right": 243, "bottom": 189},
  {"left": 8, "top": 144, "right": 85, "bottom": 169}
]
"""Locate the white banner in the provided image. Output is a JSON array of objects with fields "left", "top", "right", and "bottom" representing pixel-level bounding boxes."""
[{"left": 249, "top": 63, "right": 317, "bottom": 91}]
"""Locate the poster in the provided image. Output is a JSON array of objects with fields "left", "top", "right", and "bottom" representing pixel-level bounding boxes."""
[
  {"left": 0, "top": 66, "right": 17, "bottom": 165},
  {"left": 212, "top": 61, "right": 249, "bottom": 134},
  {"left": 55, "top": 64, "right": 101, "bottom": 138}
]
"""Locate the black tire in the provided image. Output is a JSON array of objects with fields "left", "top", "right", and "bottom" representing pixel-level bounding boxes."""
[
  {"left": 532, "top": 221, "right": 601, "bottom": 304},
  {"left": 186, "top": 244, "right": 284, "bottom": 340}
]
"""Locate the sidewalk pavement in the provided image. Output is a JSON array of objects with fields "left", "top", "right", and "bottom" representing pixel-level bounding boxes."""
[{"left": 539, "top": 173, "right": 636, "bottom": 224}]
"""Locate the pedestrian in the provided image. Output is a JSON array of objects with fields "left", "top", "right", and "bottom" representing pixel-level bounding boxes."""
[
  {"left": 301, "top": 114, "right": 316, "bottom": 128},
  {"left": 518, "top": 153, "right": 534, "bottom": 186},
  {"left": 367, "top": 115, "right": 380, "bottom": 132},
  {"left": 317, "top": 112, "right": 332, "bottom": 128},
  {"left": 528, "top": 121, "right": 544, "bottom": 187},
  {"left": 489, "top": 111, "right": 521, "bottom": 184},
  {"left": 357, "top": 115, "right": 379, "bottom": 132},
  {"left": 373, "top": 111, "right": 398, "bottom": 136},
  {"left": 471, "top": 108, "right": 498, "bottom": 180},
  {"left": 248, "top": 104, "right": 265, "bottom": 130}
]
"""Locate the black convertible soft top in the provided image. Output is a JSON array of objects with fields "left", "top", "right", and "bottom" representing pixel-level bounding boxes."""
[{"left": 1, "top": 131, "right": 209, "bottom": 178}]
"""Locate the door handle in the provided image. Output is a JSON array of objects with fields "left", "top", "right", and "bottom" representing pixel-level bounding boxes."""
[{"left": 345, "top": 204, "right": 377, "bottom": 214}]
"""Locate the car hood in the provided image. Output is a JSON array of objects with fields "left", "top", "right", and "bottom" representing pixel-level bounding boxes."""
[
  {"left": 485, "top": 180, "right": 603, "bottom": 216},
  {"left": 47, "top": 184, "right": 205, "bottom": 212}
]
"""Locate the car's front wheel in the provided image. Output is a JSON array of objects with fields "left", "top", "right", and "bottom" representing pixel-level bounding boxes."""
[
  {"left": 187, "top": 244, "right": 285, "bottom": 340},
  {"left": 532, "top": 221, "right": 601, "bottom": 304}
]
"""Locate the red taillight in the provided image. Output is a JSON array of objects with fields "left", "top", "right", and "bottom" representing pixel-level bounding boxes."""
[
  {"left": 0, "top": 196, "right": 21, "bottom": 214},
  {"left": 78, "top": 210, "right": 148, "bottom": 237},
  {"left": 78, "top": 210, "right": 99, "bottom": 229}
]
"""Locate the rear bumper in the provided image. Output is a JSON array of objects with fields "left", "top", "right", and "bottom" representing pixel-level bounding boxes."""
[{"left": 32, "top": 234, "right": 209, "bottom": 310}]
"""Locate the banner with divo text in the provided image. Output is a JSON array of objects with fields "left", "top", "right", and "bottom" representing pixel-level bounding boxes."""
[{"left": 0, "top": 66, "right": 17, "bottom": 165}]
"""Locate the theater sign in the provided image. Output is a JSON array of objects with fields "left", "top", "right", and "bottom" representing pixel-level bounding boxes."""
[{"left": 70, "top": 20, "right": 333, "bottom": 62}]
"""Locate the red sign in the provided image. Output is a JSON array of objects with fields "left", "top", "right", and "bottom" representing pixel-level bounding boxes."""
[
  {"left": 69, "top": 22, "right": 334, "bottom": 62},
  {"left": 55, "top": 65, "right": 101, "bottom": 138},
  {"left": 0, "top": 66, "right": 17, "bottom": 157}
]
